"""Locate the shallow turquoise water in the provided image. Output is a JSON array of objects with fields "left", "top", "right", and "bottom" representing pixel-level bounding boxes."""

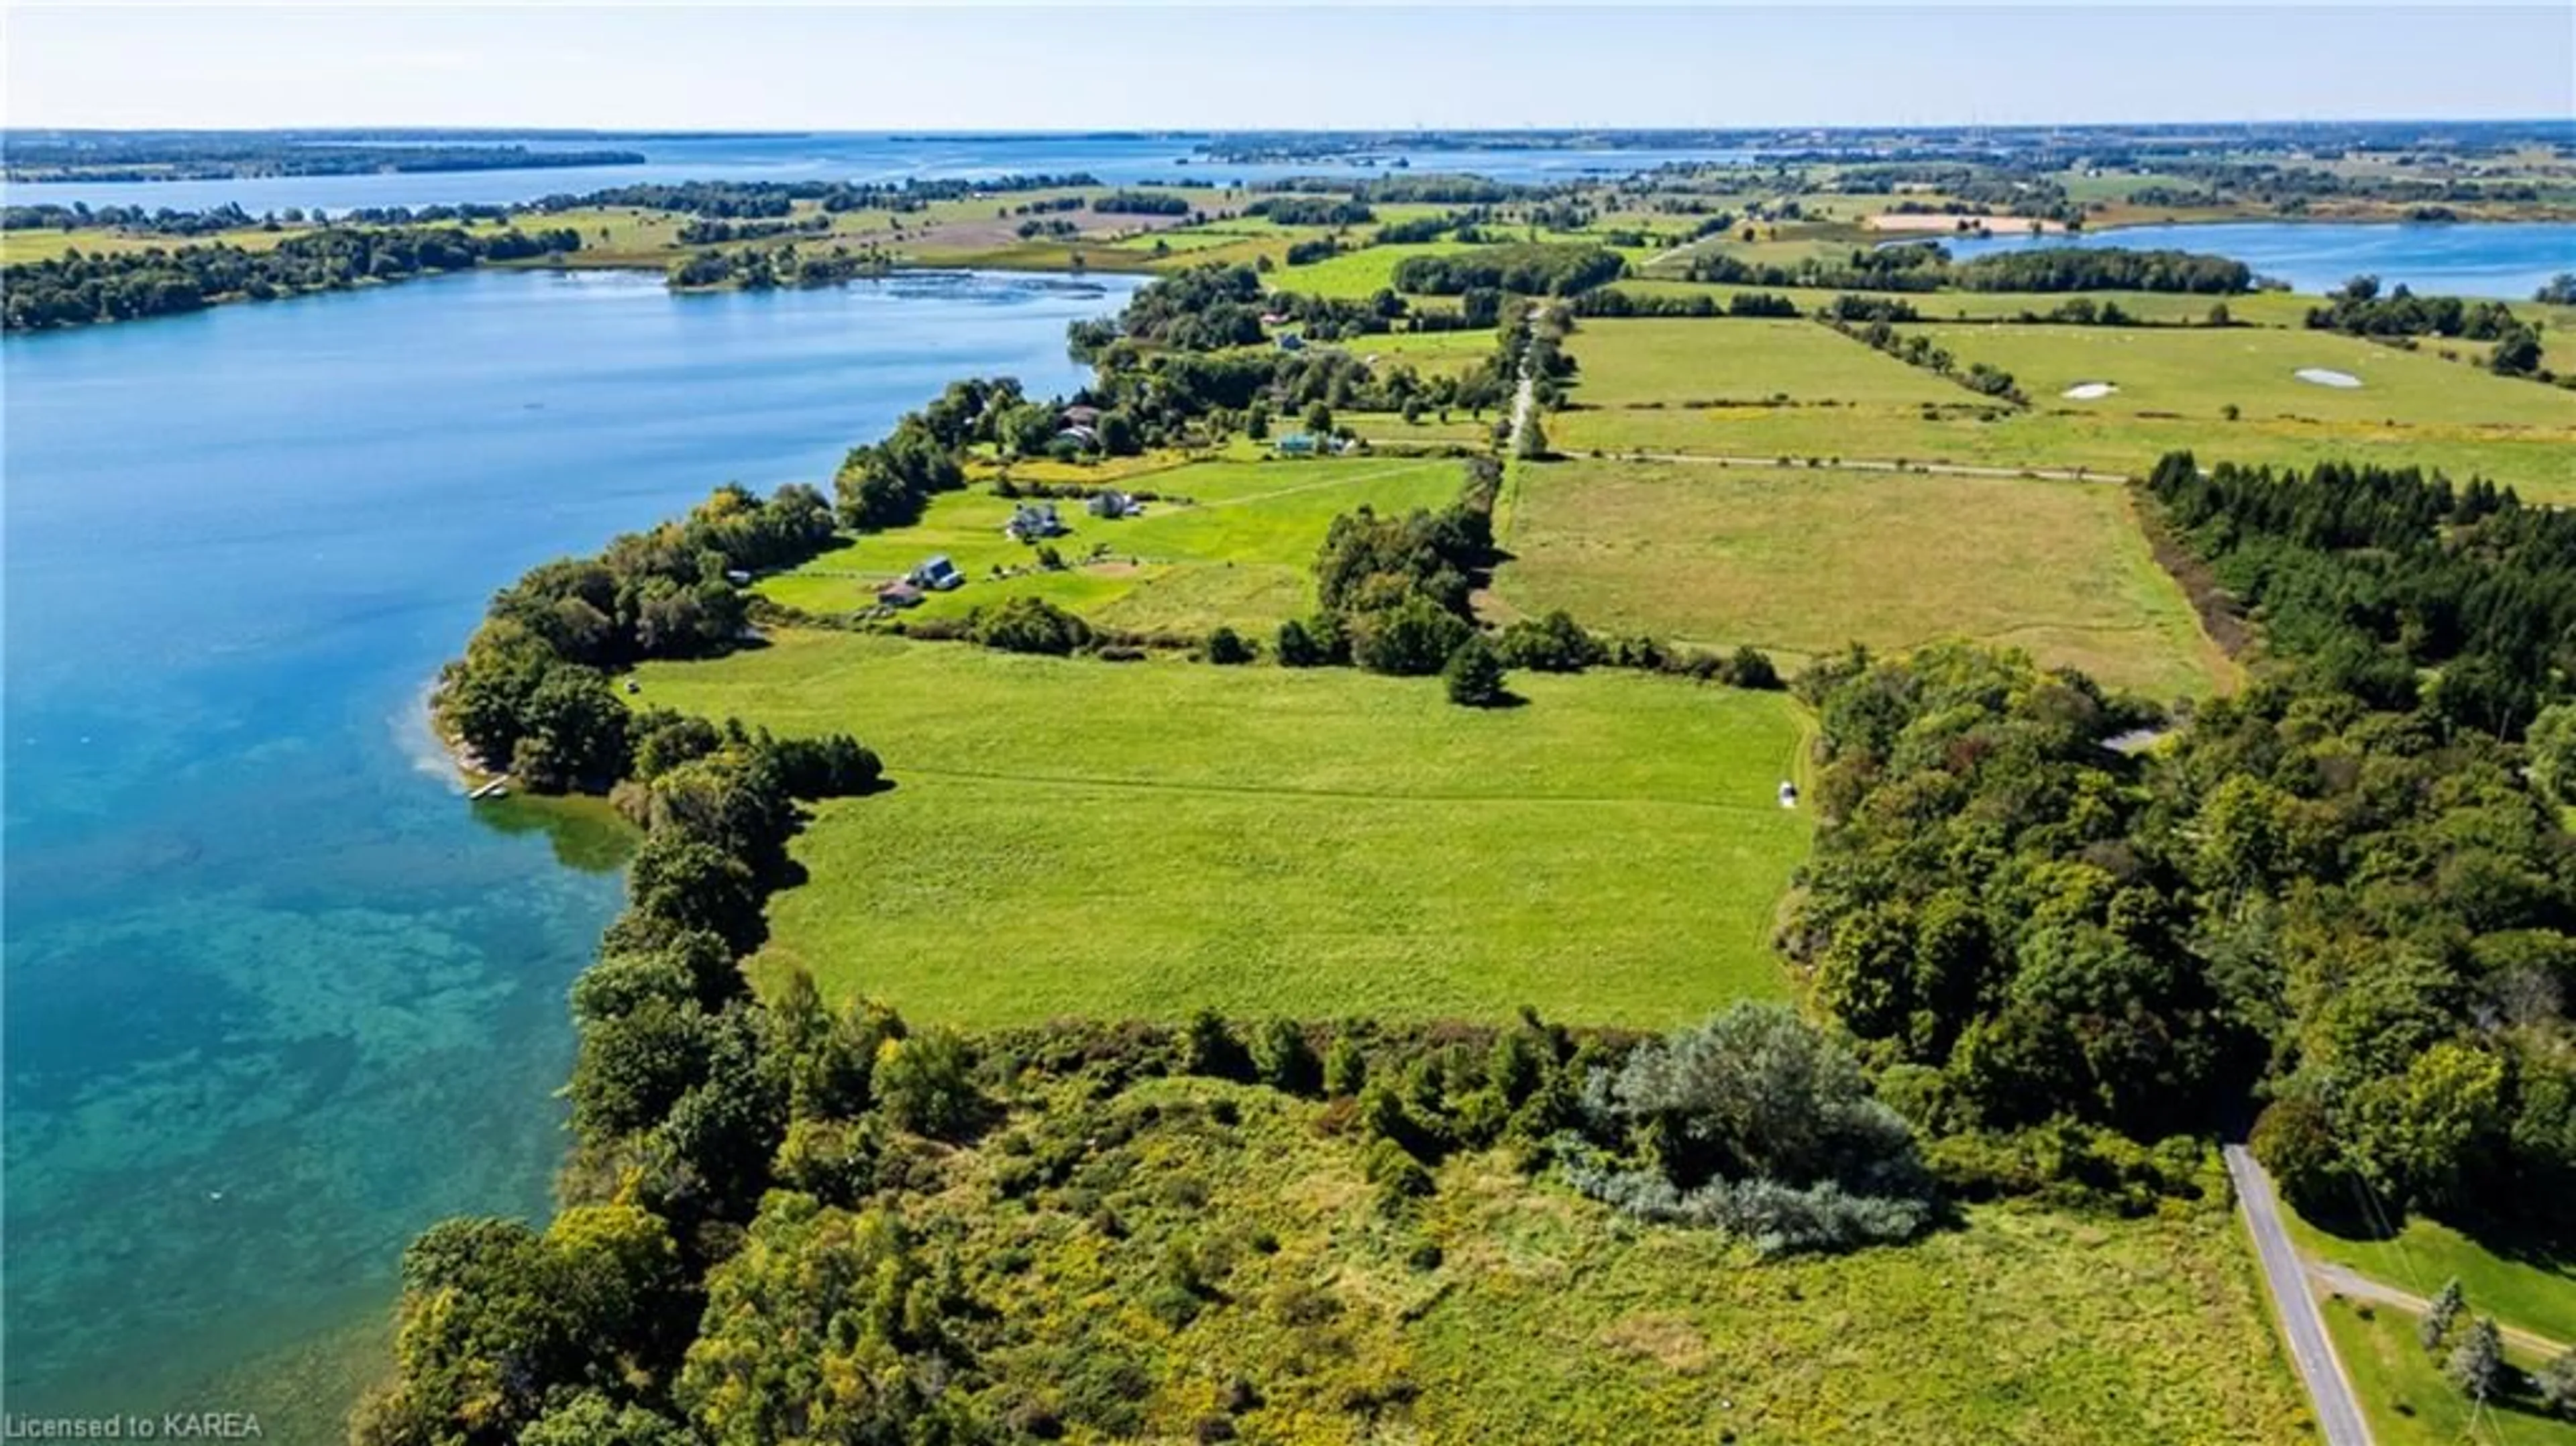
[
  {"left": 1938, "top": 220, "right": 2576, "bottom": 299},
  {"left": 1, "top": 268, "right": 1134, "bottom": 1429}
]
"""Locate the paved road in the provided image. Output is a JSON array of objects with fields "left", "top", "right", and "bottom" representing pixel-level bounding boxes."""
[
  {"left": 2310, "top": 1260, "right": 2570, "bottom": 1359},
  {"left": 2225, "top": 1143, "right": 2375, "bottom": 1446}
]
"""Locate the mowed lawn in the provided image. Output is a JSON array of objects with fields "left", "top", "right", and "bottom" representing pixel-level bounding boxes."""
[
  {"left": 2318, "top": 1296, "right": 2576, "bottom": 1446},
  {"left": 757, "top": 455, "right": 1463, "bottom": 633},
  {"left": 1909, "top": 323, "right": 2576, "bottom": 428},
  {"left": 1494, "top": 458, "right": 2232, "bottom": 699},
  {"left": 630, "top": 632, "right": 1813, "bottom": 1027},
  {"left": 2288, "top": 1208, "right": 2576, "bottom": 1347},
  {"left": 1567, "top": 317, "right": 1966, "bottom": 407}
]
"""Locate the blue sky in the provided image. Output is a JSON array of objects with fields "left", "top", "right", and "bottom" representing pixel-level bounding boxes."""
[{"left": 8, "top": 5, "right": 2571, "bottom": 130}]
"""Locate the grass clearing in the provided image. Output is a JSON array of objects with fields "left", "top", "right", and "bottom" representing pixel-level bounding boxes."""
[
  {"left": 1567, "top": 317, "right": 1966, "bottom": 407},
  {"left": 756, "top": 455, "right": 1462, "bottom": 632},
  {"left": 2288, "top": 1209, "right": 2576, "bottom": 1347},
  {"left": 630, "top": 632, "right": 1811, "bottom": 1027},
  {"left": 1275, "top": 239, "right": 1481, "bottom": 298},
  {"left": 2318, "top": 1295, "right": 2576, "bottom": 1446},
  {"left": 1493, "top": 458, "right": 2233, "bottom": 699},
  {"left": 1909, "top": 323, "right": 2576, "bottom": 427}
]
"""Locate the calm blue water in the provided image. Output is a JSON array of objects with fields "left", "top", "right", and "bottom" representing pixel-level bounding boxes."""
[
  {"left": 1939, "top": 221, "right": 2576, "bottom": 300},
  {"left": 1, "top": 267, "right": 1135, "bottom": 1434},
  {"left": 5, "top": 132, "right": 1752, "bottom": 215}
]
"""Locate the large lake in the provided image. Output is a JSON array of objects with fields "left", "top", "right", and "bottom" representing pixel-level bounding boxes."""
[
  {"left": 1, "top": 268, "right": 1136, "bottom": 1438},
  {"left": 8, "top": 131, "right": 1753, "bottom": 214},
  {"left": 1939, "top": 220, "right": 2576, "bottom": 299}
]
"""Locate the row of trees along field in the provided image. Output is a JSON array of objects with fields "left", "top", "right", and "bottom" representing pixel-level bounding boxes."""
[
  {"left": 1684, "top": 243, "right": 2253, "bottom": 294},
  {"left": 1789, "top": 453, "right": 2575, "bottom": 1243},
  {"left": 0, "top": 225, "right": 584, "bottom": 331},
  {"left": 2304, "top": 274, "right": 2549, "bottom": 376}
]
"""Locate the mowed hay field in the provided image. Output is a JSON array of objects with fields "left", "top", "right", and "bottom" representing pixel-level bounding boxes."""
[
  {"left": 1550, "top": 398, "right": 2576, "bottom": 504},
  {"left": 630, "top": 632, "right": 1812, "bottom": 1027},
  {"left": 758, "top": 455, "right": 1462, "bottom": 632},
  {"left": 1910, "top": 323, "right": 2576, "bottom": 428},
  {"left": 1494, "top": 459, "right": 2233, "bottom": 699},
  {"left": 1568, "top": 317, "right": 1965, "bottom": 406}
]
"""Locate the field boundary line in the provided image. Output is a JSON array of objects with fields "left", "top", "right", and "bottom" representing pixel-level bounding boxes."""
[{"left": 1593, "top": 449, "right": 2135, "bottom": 484}]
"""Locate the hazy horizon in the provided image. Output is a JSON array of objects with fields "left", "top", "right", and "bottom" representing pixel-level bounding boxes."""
[{"left": 8, "top": 5, "right": 2571, "bottom": 132}]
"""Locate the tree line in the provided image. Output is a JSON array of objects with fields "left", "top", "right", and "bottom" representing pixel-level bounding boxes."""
[
  {"left": 1, "top": 225, "right": 585, "bottom": 331},
  {"left": 1785, "top": 454, "right": 2575, "bottom": 1264},
  {"left": 1391, "top": 243, "right": 1627, "bottom": 297},
  {"left": 2305, "top": 276, "right": 2546, "bottom": 377},
  {"left": 435, "top": 483, "right": 841, "bottom": 790}
]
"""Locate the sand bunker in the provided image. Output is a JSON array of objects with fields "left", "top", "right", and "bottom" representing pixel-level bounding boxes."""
[
  {"left": 2062, "top": 382, "right": 2118, "bottom": 400},
  {"left": 2295, "top": 368, "right": 2363, "bottom": 388}
]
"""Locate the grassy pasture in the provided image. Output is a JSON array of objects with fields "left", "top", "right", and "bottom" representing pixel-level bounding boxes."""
[
  {"left": 1336, "top": 324, "right": 1502, "bottom": 376},
  {"left": 1493, "top": 458, "right": 2233, "bottom": 700},
  {"left": 1909, "top": 323, "right": 2576, "bottom": 427},
  {"left": 756, "top": 455, "right": 1463, "bottom": 632},
  {"left": 1276, "top": 239, "right": 1481, "bottom": 298},
  {"left": 1548, "top": 398, "right": 2576, "bottom": 502},
  {"left": 1566, "top": 317, "right": 1966, "bottom": 407},
  {"left": 630, "top": 632, "right": 1812, "bottom": 1027}
]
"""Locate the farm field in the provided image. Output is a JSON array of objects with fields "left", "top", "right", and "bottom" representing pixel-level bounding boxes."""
[
  {"left": 757, "top": 454, "right": 1462, "bottom": 632},
  {"left": 1566, "top": 317, "right": 1967, "bottom": 406},
  {"left": 1907, "top": 322, "right": 2576, "bottom": 427},
  {"left": 629, "top": 632, "right": 1813, "bottom": 1027},
  {"left": 1548, "top": 400, "right": 2576, "bottom": 502},
  {"left": 2318, "top": 1296, "right": 2576, "bottom": 1446},
  {"left": 895, "top": 1072, "right": 2310, "bottom": 1445},
  {"left": 1492, "top": 458, "right": 2233, "bottom": 699},
  {"left": 1273, "top": 239, "right": 1481, "bottom": 298}
]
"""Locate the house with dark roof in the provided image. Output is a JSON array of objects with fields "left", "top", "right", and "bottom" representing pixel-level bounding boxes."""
[
  {"left": 1004, "top": 502, "right": 1067, "bottom": 541},
  {"left": 910, "top": 555, "right": 963, "bottom": 591}
]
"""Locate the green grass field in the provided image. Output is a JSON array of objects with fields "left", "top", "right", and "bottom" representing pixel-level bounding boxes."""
[
  {"left": 904, "top": 1071, "right": 2309, "bottom": 1444},
  {"left": 1566, "top": 317, "right": 1967, "bottom": 407},
  {"left": 2318, "top": 1296, "right": 2576, "bottom": 1446},
  {"left": 1909, "top": 323, "right": 2576, "bottom": 427},
  {"left": 1548, "top": 398, "right": 2576, "bottom": 502},
  {"left": 1276, "top": 239, "right": 1481, "bottom": 298},
  {"left": 757, "top": 455, "right": 1464, "bottom": 633},
  {"left": 629, "top": 632, "right": 1812, "bottom": 1027},
  {"left": 1493, "top": 458, "right": 2233, "bottom": 699},
  {"left": 2288, "top": 1209, "right": 2576, "bottom": 1348}
]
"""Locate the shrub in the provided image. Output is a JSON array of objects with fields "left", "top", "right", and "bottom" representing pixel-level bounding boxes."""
[
  {"left": 1323, "top": 1035, "right": 1368, "bottom": 1098},
  {"left": 1495, "top": 610, "right": 1597, "bottom": 671},
  {"left": 1205, "top": 625, "right": 1254, "bottom": 665},
  {"left": 875, "top": 1028, "right": 987, "bottom": 1139},
  {"left": 971, "top": 596, "right": 1091, "bottom": 655},
  {"left": 1251, "top": 1019, "right": 1322, "bottom": 1095},
  {"left": 1349, "top": 596, "right": 1470, "bottom": 677},
  {"left": 1442, "top": 635, "right": 1509, "bottom": 708}
]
